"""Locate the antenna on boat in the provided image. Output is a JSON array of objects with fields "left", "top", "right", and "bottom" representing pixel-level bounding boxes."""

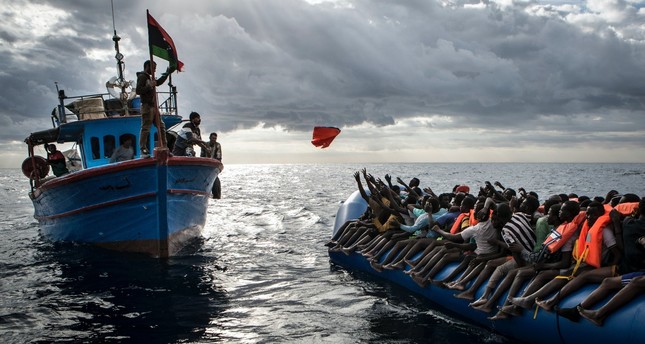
[{"left": 107, "top": 0, "right": 135, "bottom": 113}]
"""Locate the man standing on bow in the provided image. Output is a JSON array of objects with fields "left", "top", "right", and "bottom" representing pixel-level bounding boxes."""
[{"left": 136, "top": 60, "right": 174, "bottom": 158}]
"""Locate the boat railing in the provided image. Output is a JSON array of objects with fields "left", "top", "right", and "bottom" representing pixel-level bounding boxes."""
[{"left": 55, "top": 91, "right": 179, "bottom": 126}]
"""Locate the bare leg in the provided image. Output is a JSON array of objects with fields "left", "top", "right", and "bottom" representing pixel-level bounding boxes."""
[
  {"left": 579, "top": 275, "right": 645, "bottom": 326},
  {"left": 537, "top": 267, "right": 613, "bottom": 312},
  {"left": 511, "top": 275, "right": 567, "bottom": 310},
  {"left": 455, "top": 257, "right": 507, "bottom": 301}
]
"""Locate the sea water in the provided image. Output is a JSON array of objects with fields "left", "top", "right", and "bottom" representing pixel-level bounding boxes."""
[{"left": 1, "top": 163, "right": 644, "bottom": 343}]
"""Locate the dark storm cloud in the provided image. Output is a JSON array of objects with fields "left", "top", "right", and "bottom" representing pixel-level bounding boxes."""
[{"left": 1, "top": 0, "right": 644, "bottom": 149}]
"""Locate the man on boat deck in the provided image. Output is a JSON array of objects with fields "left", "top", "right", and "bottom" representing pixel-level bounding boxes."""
[
  {"left": 136, "top": 60, "right": 174, "bottom": 158},
  {"left": 172, "top": 112, "right": 208, "bottom": 156},
  {"left": 46, "top": 144, "right": 69, "bottom": 177},
  {"left": 201, "top": 132, "right": 222, "bottom": 198}
]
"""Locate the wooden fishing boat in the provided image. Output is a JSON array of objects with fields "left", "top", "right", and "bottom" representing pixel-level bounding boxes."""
[{"left": 22, "top": 25, "right": 222, "bottom": 258}]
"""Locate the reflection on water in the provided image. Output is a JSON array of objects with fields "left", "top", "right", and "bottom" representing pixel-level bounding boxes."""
[{"left": 28, "top": 245, "right": 229, "bottom": 343}]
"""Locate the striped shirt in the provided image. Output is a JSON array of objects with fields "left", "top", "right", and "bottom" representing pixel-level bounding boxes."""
[{"left": 501, "top": 213, "right": 536, "bottom": 253}]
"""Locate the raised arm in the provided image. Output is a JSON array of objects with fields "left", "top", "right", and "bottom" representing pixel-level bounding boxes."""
[{"left": 354, "top": 171, "right": 369, "bottom": 202}]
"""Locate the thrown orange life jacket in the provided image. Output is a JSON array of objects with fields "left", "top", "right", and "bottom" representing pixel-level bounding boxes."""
[
  {"left": 574, "top": 214, "right": 612, "bottom": 268},
  {"left": 545, "top": 212, "right": 586, "bottom": 253}
]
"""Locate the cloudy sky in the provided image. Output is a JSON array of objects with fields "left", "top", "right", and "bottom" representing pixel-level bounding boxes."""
[{"left": 1, "top": 0, "right": 644, "bottom": 167}]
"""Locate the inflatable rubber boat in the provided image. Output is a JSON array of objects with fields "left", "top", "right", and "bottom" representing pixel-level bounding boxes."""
[{"left": 328, "top": 191, "right": 645, "bottom": 343}]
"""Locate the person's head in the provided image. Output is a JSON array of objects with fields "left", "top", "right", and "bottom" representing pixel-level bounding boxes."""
[
  {"left": 519, "top": 195, "right": 540, "bottom": 215},
  {"left": 409, "top": 177, "right": 420, "bottom": 188},
  {"left": 503, "top": 188, "right": 517, "bottom": 200},
  {"left": 528, "top": 191, "right": 539, "bottom": 200},
  {"left": 568, "top": 193, "right": 579, "bottom": 199},
  {"left": 578, "top": 195, "right": 590, "bottom": 204},
  {"left": 559, "top": 200, "right": 581, "bottom": 223},
  {"left": 453, "top": 192, "right": 466, "bottom": 206},
  {"left": 438, "top": 193, "right": 452, "bottom": 209},
  {"left": 122, "top": 138, "right": 132, "bottom": 148},
  {"left": 579, "top": 199, "right": 591, "bottom": 210},
  {"left": 144, "top": 60, "right": 157, "bottom": 73},
  {"left": 474, "top": 196, "right": 486, "bottom": 213},
  {"left": 639, "top": 197, "right": 645, "bottom": 218},
  {"left": 547, "top": 203, "right": 562, "bottom": 226},
  {"left": 620, "top": 193, "right": 641, "bottom": 204},
  {"left": 47, "top": 144, "right": 57, "bottom": 153},
  {"left": 460, "top": 196, "right": 476, "bottom": 213},
  {"left": 390, "top": 185, "right": 401, "bottom": 195},
  {"left": 189, "top": 111, "right": 201, "bottom": 126},
  {"left": 585, "top": 201, "right": 605, "bottom": 226},
  {"left": 493, "top": 203, "right": 512, "bottom": 230},
  {"left": 543, "top": 194, "right": 562, "bottom": 216},
  {"left": 559, "top": 193, "right": 570, "bottom": 203},
  {"left": 603, "top": 190, "right": 619, "bottom": 204},
  {"left": 424, "top": 198, "right": 440, "bottom": 214},
  {"left": 209, "top": 132, "right": 218, "bottom": 143}
]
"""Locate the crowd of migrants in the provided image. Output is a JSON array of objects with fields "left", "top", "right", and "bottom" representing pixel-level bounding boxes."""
[{"left": 327, "top": 169, "right": 645, "bottom": 326}]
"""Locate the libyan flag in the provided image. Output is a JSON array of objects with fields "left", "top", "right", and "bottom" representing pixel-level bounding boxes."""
[{"left": 147, "top": 11, "right": 184, "bottom": 71}]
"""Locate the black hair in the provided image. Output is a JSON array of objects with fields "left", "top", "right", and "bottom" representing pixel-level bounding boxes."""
[
  {"left": 524, "top": 195, "right": 540, "bottom": 214},
  {"left": 562, "top": 200, "right": 581, "bottom": 217},
  {"left": 461, "top": 195, "right": 476, "bottom": 209},
  {"left": 621, "top": 193, "right": 641, "bottom": 204},
  {"left": 189, "top": 111, "right": 200, "bottom": 120},
  {"left": 427, "top": 198, "right": 440, "bottom": 214},
  {"left": 559, "top": 194, "right": 570, "bottom": 202},
  {"left": 578, "top": 195, "right": 590, "bottom": 203},
  {"left": 587, "top": 201, "right": 605, "bottom": 216},
  {"left": 639, "top": 197, "right": 645, "bottom": 216}
]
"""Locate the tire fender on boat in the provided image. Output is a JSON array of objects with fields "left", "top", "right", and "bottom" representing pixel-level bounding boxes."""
[{"left": 22, "top": 156, "right": 49, "bottom": 179}]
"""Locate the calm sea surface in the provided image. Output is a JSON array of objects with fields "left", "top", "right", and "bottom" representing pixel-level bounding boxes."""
[{"left": 1, "top": 163, "right": 644, "bottom": 343}]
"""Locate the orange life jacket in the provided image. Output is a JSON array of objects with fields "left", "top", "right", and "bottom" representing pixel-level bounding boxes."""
[
  {"left": 573, "top": 214, "right": 612, "bottom": 268},
  {"left": 450, "top": 212, "right": 471, "bottom": 234},
  {"left": 613, "top": 202, "right": 639, "bottom": 217},
  {"left": 545, "top": 212, "right": 586, "bottom": 253},
  {"left": 467, "top": 209, "right": 478, "bottom": 226}
]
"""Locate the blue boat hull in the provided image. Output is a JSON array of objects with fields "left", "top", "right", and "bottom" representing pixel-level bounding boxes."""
[
  {"left": 31, "top": 150, "right": 222, "bottom": 257},
  {"left": 330, "top": 192, "right": 645, "bottom": 343}
]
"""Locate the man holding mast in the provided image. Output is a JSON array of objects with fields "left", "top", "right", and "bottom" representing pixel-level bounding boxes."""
[{"left": 136, "top": 60, "right": 174, "bottom": 158}]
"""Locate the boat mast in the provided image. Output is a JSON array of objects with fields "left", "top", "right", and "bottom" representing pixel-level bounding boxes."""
[{"left": 111, "top": 0, "right": 129, "bottom": 114}]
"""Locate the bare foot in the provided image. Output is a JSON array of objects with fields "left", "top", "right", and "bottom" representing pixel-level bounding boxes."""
[
  {"left": 535, "top": 298, "right": 555, "bottom": 312},
  {"left": 500, "top": 304, "right": 522, "bottom": 317},
  {"left": 391, "top": 261, "right": 406, "bottom": 270},
  {"left": 472, "top": 303, "right": 494, "bottom": 313},
  {"left": 448, "top": 282, "right": 465, "bottom": 291},
  {"left": 488, "top": 310, "right": 510, "bottom": 320},
  {"left": 370, "top": 260, "right": 383, "bottom": 272},
  {"left": 469, "top": 298, "right": 488, "bottom": 307},
  {"left": 341, "top": 247, "right": 354, "bottom": 256},
  {"left": 510, "top": 296, "right": 534, "bottom": 310},
  {"left": 454, "top": 291, "right": 475, "bottom": 301},
  {"left": 578, "top": 306, "right": 604, "bottom": 326}
]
